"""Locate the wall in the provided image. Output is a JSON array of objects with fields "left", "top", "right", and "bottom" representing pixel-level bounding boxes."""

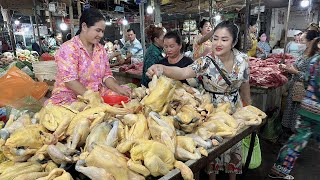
[{"left": 269, "top": 7, "right": 319, "bottom": 48}]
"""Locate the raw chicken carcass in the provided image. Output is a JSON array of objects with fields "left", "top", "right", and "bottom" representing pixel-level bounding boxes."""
[
  {"left": 141, "top": 75, "right": 176, "bottom": 113},
  {"left": 75, "top": 160, "right": 115, "bottom": 180},
  {"left": 80, "top": 144, "right": 144, "bottom": 180},
  {"left": 84, "top": 122, "right": 111, "bottom": 151},
  {"left": 130, "top": 140, "right": 175, "bottom": 177}
]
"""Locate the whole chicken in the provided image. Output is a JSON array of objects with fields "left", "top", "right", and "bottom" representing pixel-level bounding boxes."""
[
  {"left": 141, "top": 75, "right": 176, "bottom": 113},
  {"left": 79, "top": 144, "right": 144, "bottom": 180}
]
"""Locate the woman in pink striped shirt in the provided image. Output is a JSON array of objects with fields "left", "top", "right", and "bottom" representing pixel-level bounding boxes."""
[{"left": 47, "top": 9, "right": 130, "bottom": 105}]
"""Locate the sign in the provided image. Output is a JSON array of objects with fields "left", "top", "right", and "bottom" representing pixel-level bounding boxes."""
[
  {"left": 135, "top": 0, "right": 146, "bottom": 4},
  {"left": 114, "top": 6, "right": 124, "bottom": 12},
  {"left": 250, "top": 5, "right": 265, "bottom": 15},
  {"left": 48, "top": 3, "right": 56, "bottom": 12}
]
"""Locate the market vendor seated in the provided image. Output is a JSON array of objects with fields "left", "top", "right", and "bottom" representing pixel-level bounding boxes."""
[
  {"left": 113, "top": 29, "right": 143, "bottom": 65},
  {"left": 46, "top": 8, "right": 130, "bottom": 105}
]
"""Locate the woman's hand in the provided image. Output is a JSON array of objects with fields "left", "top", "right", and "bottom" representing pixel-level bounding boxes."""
[
  {"left": 146, "top": 64, "right": 163, "bottom": 79},
  {"left": 284, "top": 65, "right": 299, "bottom": 74},
  {"left": 116, "top": 86, "right": 131, "bottom": 97}
]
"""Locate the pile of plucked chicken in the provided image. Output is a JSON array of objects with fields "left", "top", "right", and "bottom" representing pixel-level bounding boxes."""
[{"left": 0, "top": 75, "right": 266, "bottom": 180}]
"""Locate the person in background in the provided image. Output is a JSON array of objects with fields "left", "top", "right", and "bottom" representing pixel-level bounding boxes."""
[
  {"left": 147, "top": 21, "right": 251, "bottom": 180},
  {"left": 193, "top": 19, "right": 214, "bottom": 60},
  {"left": 121, "top": 29, "right": 143, "bottom": 64},
  {"left": 16, "top": 41, "right": 25, "bottom": 50},
  {"left": 113, "top": 40, "right": 120, "bottom": 51},
  {"left": 280, "top": 30, "right": 320, "bottom": 135},
  {"left": 246, "top": 19, "right": 258, "bottom": 57},
  {"left": 104, "top": 38, "right": 114, "bottom": 53},
  {"left": 269, "top": 36, "right": 320, "bottom": 180},
  {"left": 32, "top": 37, "right": 47, "bottom": 55},
  {"left": 256, "top": 32, "right": 271, "bottom": 59},
  {"left": 46, "top": 8, "right": 130, "bottom": 105},
  {"left": 141, "top": 25, "right": 165, "bottom": 87},
  {"left": 48, "top": 34, "right": 57, "bottom": 50},
  {"left": 155, "top": 31, "right": 194, "bottom": 85},
  {"left": 286, "top": 30, "right": 304, "bottom": 58}
]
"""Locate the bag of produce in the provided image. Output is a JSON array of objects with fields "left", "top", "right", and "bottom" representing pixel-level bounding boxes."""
[{"left": 0, "top": 66, "right": 48, "bottom": 107}]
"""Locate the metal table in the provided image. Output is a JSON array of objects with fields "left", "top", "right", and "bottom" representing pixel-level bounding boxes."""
[{"left": 159, "top": 119, "right": 266, "bottom": 180}]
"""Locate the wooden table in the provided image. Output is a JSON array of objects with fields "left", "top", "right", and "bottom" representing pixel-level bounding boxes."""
[{"left": 159, "top": 119, "right": 266, "bottom": 180}]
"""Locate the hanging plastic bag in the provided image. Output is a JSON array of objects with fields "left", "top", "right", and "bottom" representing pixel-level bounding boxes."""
[
  {"left": 242, "top": 134, "right": 262, "bottom": 169},
  {"left": 0, "top": 66, "right": 48, "bottom": 107}
]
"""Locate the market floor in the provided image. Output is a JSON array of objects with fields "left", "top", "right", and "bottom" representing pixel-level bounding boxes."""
[{"left": 198, "top": 138, "right": 320, "bottom": 180}]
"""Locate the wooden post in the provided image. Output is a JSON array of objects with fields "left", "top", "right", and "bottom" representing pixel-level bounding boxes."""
[
  {"left": 154, "top": 0, "right": 161, "bottom": 26},
  {"left": 77, "top": 0, "right": 82, "bottom": 19},
  {"left": 29, "top": 16, "right": 36, "bottom": 42},
  {"left": 139, "top": 2, "right": 146, "bottom": 57},
  {"left": 69, "top": 0, "right": 75, "bottom": 37},
  {"left": 6, "top": 10, "right": 16, "bottom": 56},
  {"left": 243, "top": 0, "right": 250, "bottom": 52},
  {"left": 283, "top": 0, "right": 292, "bottom": 54},
  {"left": 33, "top": 0, "right": 42, "bottom": 54}
]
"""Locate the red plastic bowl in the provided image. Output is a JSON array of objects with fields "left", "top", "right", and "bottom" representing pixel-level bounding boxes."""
[{"left": 102, "top": 95, "right": 130, "bottom": 106}]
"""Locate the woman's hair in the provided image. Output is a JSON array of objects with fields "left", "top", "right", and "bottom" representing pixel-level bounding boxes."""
[
  {"left": 249, "top": 19, "right": 257, "bottom": 27},
  {"left": 213, "top": 20, "right": 240, "bottom": 44},
  {"left": 164, "top": 31, "right": 182, "bottom": 45},
  {"left": 305, "top": 30, "right": 320, "bottom": 57},
  {"left": 76, "top": 9, "right": 105, "bottom": 35},
  {"left": 198, "top": 19, "right": 210, "bottom": 31},
  {"left": 305, "top": 30, "right": 320, "bottom": 42},
  {"left": 146, "top": 25, "right": 164, "bottom": 42}
]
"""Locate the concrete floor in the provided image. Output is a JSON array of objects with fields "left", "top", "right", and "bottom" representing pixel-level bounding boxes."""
[
  {"left": 198, "top": 137, "right": 320, "bottom": 180},
  {"left": 244, "top": 138, "right": 320, "bottom": 180}
]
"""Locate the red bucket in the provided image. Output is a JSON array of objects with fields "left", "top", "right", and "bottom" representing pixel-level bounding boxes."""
[{"left": 102, "top": 95, "right": 130, "bottom": 106}]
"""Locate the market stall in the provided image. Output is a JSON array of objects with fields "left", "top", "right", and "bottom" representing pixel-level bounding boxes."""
[{"left": 160, "top": 119, "right": 266, "bottom": 180}]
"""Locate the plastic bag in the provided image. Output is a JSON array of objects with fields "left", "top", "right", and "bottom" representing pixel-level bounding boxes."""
[
  {"left": 0, "top": 66, "right": 48, "bottom": 107},
  {"left": 242, "top": 134, "right": 262, "bottom": 169}
]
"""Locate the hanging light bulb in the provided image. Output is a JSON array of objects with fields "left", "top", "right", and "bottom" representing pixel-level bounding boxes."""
[
  {"left": 122, "top": 18, "right": 128, "bottom": 26},
  {"left": 147, "top": 6, "right": 153, "bottom": 14},
  {"left": 105, "top": 20, "right": 112, "bottom": 26},
  {"left": 60, "top": 22, "right": 68, "bottom": 31},
  {"left": 14, "top": 20, "right": 20, "bottom": 25},
  {"left": 300, "top": 0, "right": 310, "bottom": 7},
  {"left": 214, "top": 14, "right": 221, "bottom": 21}
]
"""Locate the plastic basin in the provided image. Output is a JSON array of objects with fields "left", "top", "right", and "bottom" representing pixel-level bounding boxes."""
[{"left": 102, "top": 95, "right": 130, "bottom": 106}]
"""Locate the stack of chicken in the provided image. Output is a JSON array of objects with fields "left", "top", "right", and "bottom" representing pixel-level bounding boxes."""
[{"left": 0, "top": 75, "right": 266, "bottom": 180}]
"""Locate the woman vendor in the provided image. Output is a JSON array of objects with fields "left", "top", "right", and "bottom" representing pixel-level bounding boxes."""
[
  {"left": 147, "top": 20, "right": 251, "bottom": 180},
  {"left": 246, "top": 20, "right": 261, "bottom": 57},
  {"left": 157, "top": 31, "right": 194, "bottom": 85},
  {"left": 141, "top": 25, "right": 165, "bottom": 87},
  {"left": 47, "top": 9, "right": 130, "bottom": 105},
  {"left": 193, "top": 19, "right": 214, "bottom": 60}
]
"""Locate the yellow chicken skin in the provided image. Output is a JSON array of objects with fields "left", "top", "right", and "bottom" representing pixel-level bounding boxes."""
[
  {"left": 141, "top": 76, "right": 176, "bottom": 113},
  {"left": 5, "top": 124, "right": 48, "bottom": 149},
  {"left": 81, "top": 144, "right": 144, "bottom": 180},
  {"left": 36, "top": 105, "right": 76, "bottom": 131},
  {"left": 130, "top": 140, "right": 175, "bottom": 177}
]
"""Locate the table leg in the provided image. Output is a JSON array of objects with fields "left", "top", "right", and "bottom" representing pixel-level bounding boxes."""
[{"left": 242, "top": 131, "right": 256, "bottom": 176}]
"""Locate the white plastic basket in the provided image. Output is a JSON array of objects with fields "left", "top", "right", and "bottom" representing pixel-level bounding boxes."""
[{"left": 32, "top": 61, "right": 57, "bottom": 82}]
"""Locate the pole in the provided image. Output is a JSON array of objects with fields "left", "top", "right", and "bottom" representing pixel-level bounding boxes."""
[
  {"left": 209, "top": 0, "right": 213, "bottom": 24},
  {"left": 139, "top": 2, "right": 146, "bottom": 57},
  {"left": 283, "top": 0, "right": 292, "bottom": 55},
  {"left": 154, "top": 0, "right": 161, "bottom": 26},
  {"left": 243, "top": 0, "right": 250, "bottom": 52},
  {"left": 69, "top": 0, "right": 75, "bottom": 37},
  {"left": 33, "top": 0, "right": 42, "bottom": 54},
  {"left": 77, "top": 0, "right": 82, "bottom": 19},
  {"left": 46, "top": 0, "right": 54, "bottom": 34},
  {"left": 7, "top": 10, "right": 16, "bottom": 56},
  {"left": 256, "top": 0, "right": 261, "bottom": 37},
  {"left": 29, "top": 16, "right": 36, "bottom": 42}
]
